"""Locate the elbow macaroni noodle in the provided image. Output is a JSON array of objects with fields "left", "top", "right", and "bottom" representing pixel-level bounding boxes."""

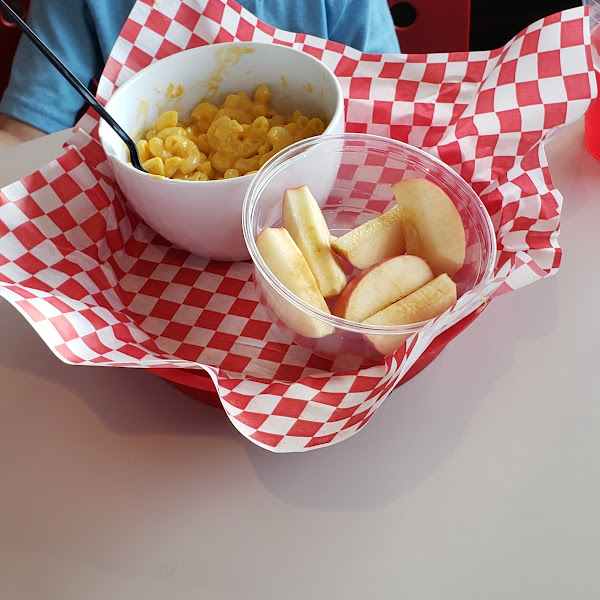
[{"left": 137, "top": 84, "right": 327, "bottom": 181}]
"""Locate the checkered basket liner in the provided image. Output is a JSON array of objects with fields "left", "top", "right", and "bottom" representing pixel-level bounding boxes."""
[{"left": 0, "top": 1, "right": 595, "bottom": 451}]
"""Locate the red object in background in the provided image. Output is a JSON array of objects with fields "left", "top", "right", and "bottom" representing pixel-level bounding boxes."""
[
  {"left": 584, "top": 76, "right": 600, "bottom": 160},
  {"left": 585, "top": 25, "right": 600, "bottom": 160},
  {"left": 388, "top": 0, "right": 471, "bottom": 53},
  {"left": 0, "top": 0, "right": 29, "bottom": 99},
  {"left": 2, "top": 0, "right": 471, "bottom": 92}
]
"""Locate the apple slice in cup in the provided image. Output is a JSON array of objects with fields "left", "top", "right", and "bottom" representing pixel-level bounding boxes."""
[
  {"left": 363, "top": 273, "right": 458, "bottom": 355},
  {"left": 393, "top": 178, "right": 466, "bottom": 277},
  {"left": 331, "top": 205, "right": 406, "bottom": 270},
  {"left": 333, "top": 254, "right": 434, "bottom": 323},
  {"left": 282, "top": 185, "right": 347, "bottom": 298},
  {"left": 256, "top": 227, "right": 334, "bottom": 339}
]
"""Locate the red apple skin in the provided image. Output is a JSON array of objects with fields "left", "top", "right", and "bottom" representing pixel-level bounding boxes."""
[
  {"left": 364, "top": 273, "right": 458, "bottom": 355},
  {"left": 332, "top": 254, "right": 434, "bottom": 323},
  {"left": 392, "top": 178, "right": 466, "bottom": 277}
]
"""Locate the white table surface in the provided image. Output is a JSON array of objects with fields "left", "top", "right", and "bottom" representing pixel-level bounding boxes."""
[{"left": 1, "top": 123, "right": 599, "bottom": 600}]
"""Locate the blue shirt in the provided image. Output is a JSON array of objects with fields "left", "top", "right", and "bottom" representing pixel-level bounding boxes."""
[{"left": 0, "top": 0, "right": 400, "bottom": 133}]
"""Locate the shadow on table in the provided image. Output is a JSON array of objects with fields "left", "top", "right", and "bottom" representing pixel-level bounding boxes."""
[
  {"left": 0, "top": 300, "right": 232, "bottom": 439},
  {"left": 241, "top": 274, "right": 560, "bottom": 510},
  {"left": 0, "top": 273, "right": 558, "bottom": 510}
]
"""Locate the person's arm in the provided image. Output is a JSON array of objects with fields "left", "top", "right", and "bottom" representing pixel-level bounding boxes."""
[
  {"left": 0, "top": 114, "right": 45, "bottom": 148},
  {"left": 0, "top": 0, "right": 106, "bottom": 147}
]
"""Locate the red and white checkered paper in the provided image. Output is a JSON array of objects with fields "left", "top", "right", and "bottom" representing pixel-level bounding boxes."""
[{"left": 0, "top": 1, "right": 595, "bottom": 451}]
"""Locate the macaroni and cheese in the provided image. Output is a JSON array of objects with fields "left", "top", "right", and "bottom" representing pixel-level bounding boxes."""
[{"left": 137, "top": 84, "right": 326, "bottom": 181}]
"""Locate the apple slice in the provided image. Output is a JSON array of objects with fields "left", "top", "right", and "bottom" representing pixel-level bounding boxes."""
[
  {"left": 256, "top": 227, "right": 334, "bottom": 339},
  {"left": 282, "top": 185, "right": 347, "bottom": 298},
  {"left": 331, "top": 205, "right": 406, "bottom": 269},
  {"left": 393, "top": 178, "right": 466, "bottom": 276},
  {"left": 363, "top": 273, "right": 457, "bottom": 355},
  {"left": 332, "top": 255, "right": 433, "bottom": 323}
]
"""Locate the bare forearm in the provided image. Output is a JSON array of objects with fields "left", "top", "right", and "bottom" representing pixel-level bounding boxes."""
[{"left": 0, "top": 114, "right": 45, "bottom": 148}]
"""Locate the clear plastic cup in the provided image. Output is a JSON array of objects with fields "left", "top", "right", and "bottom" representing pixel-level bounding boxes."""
[{"left": 242, "top": 133, "right": 497, "bottom": 367}]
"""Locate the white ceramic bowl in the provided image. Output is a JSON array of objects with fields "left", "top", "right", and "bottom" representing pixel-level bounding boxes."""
[{"left": 98, "top": 42, "right": 345, "bottom": 262}]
